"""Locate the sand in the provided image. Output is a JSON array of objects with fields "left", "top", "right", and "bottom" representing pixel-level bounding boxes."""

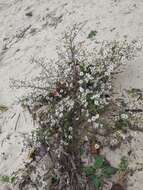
[{"left": 0, "top": 0, "right": 143, "bottom": 189}]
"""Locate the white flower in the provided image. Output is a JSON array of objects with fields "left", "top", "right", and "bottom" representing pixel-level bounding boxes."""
[
  {"left": 59, "top": 113, "right": 63, "bottom": 118},
  {"left": 85, "top": 78, "right": 89, "bottom": 83},
  {"left": 95, "top": 114, "right": 99, "bottom": 119},
  {"left": 84, "top": 102, "right": 88, "bottom": 107},
  {"left": 94, "top": 94, "right": 100, "bottom": 99},
  {"left": 86, "top": 73, "right": 93, "bottom": 80},
  {"left": 88, "top": 119, "right": 91, "bottom": 123},
  {"left": 108, "top": 85, "right": 112, "bottom": 89},
  {"left": 116, "top": 130, "right": 122, "bottom": 136},
  {"left": 105, "top": 71, "right": 110, "bottom": 76},
  {"left": 85, "top": 111, "right": 89, "bottom": 117},
  {"left": 80, "top": 72, "right": 84, "bottom": 76},
  {"left": 94, "top": 100, "right": 99, "bottom": 105},
  {"left": 84, "top": 136, "right": 88, "bottom": 141},
  {"left": 60, "top": 89, "right": 64, "bottom": 93},
  {"left": 90, "top": 96, "right": 94, "bottom": 100},
  {"left": 68, "top": 135, "right": 73, "bottom": 139},
  {"left": 59, "top": 106, "right": 64, "bottom": 112},
  {"left": 110, "top": 138, "right": 118, "bottom": 146},
  {"left": 100, "top": 123, "right": 103, "bottom": 127},
  {"left": 94, "top": 143, "right": 100, "bottom": 149},
  {"left": 120, "top": 133, "right": 126, "bottom": 140},
  {"left": 79, "top": 87, "right": 84, "bottom": 93},
  {"left": 86, "top": 89, "right": 91, "bottom": 94},
  {"left": 91, "top": 94, "right": 100, "bottom": 100},
  {"left": 121, "top": 114, "right": 128, "bottom": 120},
  {"left": 78, "top": 80, "right": 83, "bottom": 84},
  {"left": 55, "top": 110, "right": 59, "bottom": 116},
  {"left": 64, "top": 142, "right": 69, "bottom": 146},
  {"left": 60, "top": 140, "right": 64, "bottom": 145},
  {"left": 91, "top": 114, "right": 99, "bottom": 121},
  {"left": 69, "top": 127, "right": 73, "bottom": 131},
  {"left": 116, "top": 130, "right": 126, "bottom": 140},
  {"left": 51, "top": 119, "right": 56, "bottom": 125},
  {"left": 86, "top": 73, "right": 91, "bottom": 78}
]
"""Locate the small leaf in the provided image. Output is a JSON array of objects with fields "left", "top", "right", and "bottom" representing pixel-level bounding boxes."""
[
  {"left": 119, "top": 156, "right": 128, "bottom": 171},
  {"left": 102, "top": 166, "right": 117, "bottom": 178},
  {"left": 84, "top": 166, "right": 95, "bottom": 176},
  {"left": 91, "top": 176, "right": 103, "bottom": 190},
  {"left": 93, "top": 155, "right": 105, "bottom": 169},
  {"left": 0, "top": 175, "right": 10, "bottom": 183},
  {"left": 10, "top": 176, "right": 16, "bottom": 183},
  {"left": 88, "top": 30, "right": 97, "bottom": 39}
]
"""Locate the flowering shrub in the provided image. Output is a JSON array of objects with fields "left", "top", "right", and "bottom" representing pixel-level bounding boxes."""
[{"left": 12, "top": 24, "right": 137, "bottom": 189}]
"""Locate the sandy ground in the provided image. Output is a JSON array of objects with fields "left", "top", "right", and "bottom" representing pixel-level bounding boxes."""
[{"left": 0, "top": 0, "right": 143, "bottom": 189}]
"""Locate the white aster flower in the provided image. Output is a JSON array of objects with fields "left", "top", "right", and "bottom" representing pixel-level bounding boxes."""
[
  {"left": 116, "top": 130, "right": 122, "bottom": 136},
  {"left": 69, "top": 127, "right": 73, "bottom": 131},
  {"left": 84, "top": 136, "right": 88, "bottom": 141},
  {"left": 91, "top": 94, "right": 100, "bottom": 100},
  {"left": 78, "top": 80, "right": 83, "bottom": 84},
  {"left": 121, "top": 113, "right": 128, "bottom": 120},
  {"left": 60, "top": 89, "right": 64, "bottom": 93},
  {"left": 59, "top": 113, "right": 63, "bottom": 118},
  {"left": 68, "top": 135, "right": 72, "bottom": 139},
  {"left": 80, "top": 72, "right": 84, "bottom": 76},
  {"left": 94, "top": 143, "right": 100, "bottom": 149},
  {"left": 105, "top": 71, "right": 110, "bottom": 76},
  {"left": 84, "top": 102, "right": 88, "bottom": 107},
  {"left": 86, "top": 89, "right": 91, "bottom": 94},
  {"left": 86, "top": 111, "right": 89, "bottom": 117},
  {"left": 91, "top": 114, "right": 99, "bottom": 121},
  {"left": 94, "top": 94, "right": 100, "bottom": 99},
  {"left": 59, "top": 106, "right": 64, "bottom": 112},
  {"left": 85, "top": 78, "right": 89, "bottom": 83},
  {"left": 79, "top": 87, "right": 84, "bottom": 93},
  {"left": 120, "top": 133, "right": 126, "bottom": 140},
  {"left": 64, "top": 142, "right": 68, "bottom": 146},
  {"left": 110, "top": 138, "right": 118, "bottom": 146},
  {"left": 60, "top": 140, "right": 64, "bottom": 145},
  {"left": 86, "top": 73, "right": 93, "bottom": 80},
  {"left": 88, "top": 119, "right": 91, "bottom": 123},
  {"left": 94, "top": 100, "right": 99, "bottom": 105},
  {"left": 95, "top": 114, "right": 100, "bottom": 119}
]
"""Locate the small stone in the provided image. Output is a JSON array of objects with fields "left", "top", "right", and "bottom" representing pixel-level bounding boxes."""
[{"left": 25, "top": 11, "right": 33, "bottom": 17}]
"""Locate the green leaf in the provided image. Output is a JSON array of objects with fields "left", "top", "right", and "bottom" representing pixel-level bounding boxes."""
[
  {"left": 91, "top": 176, "right": 102, "bottom": 190},
  {"left": 119, "top": 156, "right": 128, "bottom": 171},
  {"left": 93, "top": 155, "right": 105, "bottom": 169},
  {"left": 0, "top": 175, "right": 10, "bottom": 183},
  {"left": 84, "top": 166, "right": 95, "bottom": 176},
  {"left": 10, "top": 176, "right": 16, "bottom": 183},
  {"left": 88, "top": 30, "right": 97, "bottom": 39},
  {"left": 102, "top": 166, "right": 117, "bottom": 178}
]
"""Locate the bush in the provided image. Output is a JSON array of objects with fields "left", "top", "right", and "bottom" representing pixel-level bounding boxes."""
[{"left": 11, "top": 24, "right": 137, "bottom": 190}]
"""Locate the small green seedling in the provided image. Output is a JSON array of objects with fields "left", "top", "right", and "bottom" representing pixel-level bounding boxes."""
[
  {"left": 0, "top": 175, "right": 16, "bottom": 183},
  {"left": 88, "top": 30, "right": 97, "bottom": 39},
  {"left": 84, "top": 155, "right": 117, "bottom": 189},
  {"left": 118, "top": 156, "right": 128, "bottom": 172}
]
